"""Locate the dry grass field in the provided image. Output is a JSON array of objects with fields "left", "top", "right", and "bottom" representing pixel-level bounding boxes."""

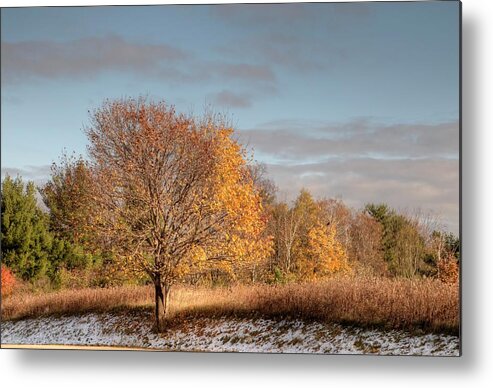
[{"left": 1, "top": 276, "right": 459, "bottom": 334}]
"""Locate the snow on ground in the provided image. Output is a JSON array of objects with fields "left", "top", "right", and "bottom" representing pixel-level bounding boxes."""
[{"left": 1, "top": 311, "right": 459, "bottom": 356}]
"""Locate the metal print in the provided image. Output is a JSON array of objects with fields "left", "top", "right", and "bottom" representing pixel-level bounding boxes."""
[{"left": 0, "top": 1, "right": 461, "bottom": 355}]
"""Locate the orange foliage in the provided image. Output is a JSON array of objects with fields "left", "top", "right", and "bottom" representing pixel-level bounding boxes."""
[
  {"left": 438, "top": 257, "right": 459, "bottom": 284},
  {"left": 85, "top": 98, "right": 272, "bottom": 329},
  {"left": 1, "top": 267, "right": 17, "bottom": 297}
]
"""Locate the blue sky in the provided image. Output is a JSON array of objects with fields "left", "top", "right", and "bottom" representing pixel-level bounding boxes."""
[{"left": 1, "top": 2, "right": 460, "bottom": 233}]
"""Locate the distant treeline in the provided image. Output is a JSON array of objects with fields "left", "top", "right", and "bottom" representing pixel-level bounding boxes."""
[
  {"left": 1, "top": 163, "right": 459, "bottom": 291},
  {"left": 1, "top": 98, "right": 460, "bottom": 336}
]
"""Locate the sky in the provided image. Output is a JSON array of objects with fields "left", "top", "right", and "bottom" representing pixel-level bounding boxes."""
[{"left": 1, "top": 1, "right": 460, "bottom": 234}]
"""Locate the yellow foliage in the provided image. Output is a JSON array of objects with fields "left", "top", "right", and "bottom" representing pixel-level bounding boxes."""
[
  {"left": 299, "top": 222, "right": 350, "bottom": 280},
  {"left": 198, "top": 126, "right": 273, "bottom": 276},
  {"left": 86, "top": 99, "right": 273, "bottom": 289}
]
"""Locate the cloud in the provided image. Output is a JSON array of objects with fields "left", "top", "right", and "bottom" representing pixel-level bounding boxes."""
[
  {"left": 238, "top": 118, "right": 459, "bottom": 234},
  {"left": 1, "top": 36, "right": 188, "bottom": 83},
  {"left": 219, "top": 63, "right": 275, "bottom": 83},
  {"left": 158, "top": 62, "right": 277, "bottom": 85},
  {"left": 266, "top": 157, "right": 459, "bottom": 234},
  {"left": 217, "top": 33, "right": 337, "bottom": 73},
  {"left": 210, "top": 90, "right": 252, "bottom": 108},
  {"left": 1, "top": 36, "right": 278, "bottom": 95},
  {"left": 240, "top": 119, "right": 459, "bottom": 161},
  {"left": 1, "top": 165, "right": 52, "bottom": 183},
  {"left": 212, "top": 3, "right": 312, "bottom": 27},
  {"left": 212, "top": 3, "right": 371, "bottom": 29},
  {"left": 213, "top": 3, "right": 372, "bottom": 72}
]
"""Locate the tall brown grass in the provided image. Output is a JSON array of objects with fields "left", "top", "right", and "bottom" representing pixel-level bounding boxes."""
[
  {"left": 1, "top": 286, "right": 154, "bottom": 321},
  {"left": 1, "top": 277, "right": 459, "bottom": 334}
]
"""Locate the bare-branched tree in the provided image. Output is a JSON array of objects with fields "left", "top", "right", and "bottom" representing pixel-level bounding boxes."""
[{"left": 85, "top": 98, "right": 271, "bottom": 331}]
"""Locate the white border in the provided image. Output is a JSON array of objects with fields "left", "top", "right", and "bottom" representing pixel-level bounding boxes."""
[{"left": 2, "top": 1, "right": 492, "bottom": 387}]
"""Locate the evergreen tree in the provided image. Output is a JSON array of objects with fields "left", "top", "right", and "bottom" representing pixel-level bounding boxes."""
[
  {"left": 1, "top": 175, "right": 52, "bottom": 280},
  {"left": 365, "top": 203, "right": 425, "bottom": 277},
  {"left": 444, "top": 233, "right": 460, "bottom": 261}
]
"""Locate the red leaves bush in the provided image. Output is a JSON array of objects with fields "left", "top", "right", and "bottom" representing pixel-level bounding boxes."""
[{"left": 1, "top": 267, "right": 17, "bottom": 297}]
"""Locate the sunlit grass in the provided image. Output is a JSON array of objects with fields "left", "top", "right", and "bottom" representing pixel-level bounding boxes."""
[{"left": 1, "top": 276, "right": 459, "bottom": 334}]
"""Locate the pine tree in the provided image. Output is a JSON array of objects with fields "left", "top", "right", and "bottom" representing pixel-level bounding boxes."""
[
  {"left": 1, "top": 176, "right": 52, "bottom": 280},
  {"left": 365, "top": 203, "right": 426, "bottom": 277}
]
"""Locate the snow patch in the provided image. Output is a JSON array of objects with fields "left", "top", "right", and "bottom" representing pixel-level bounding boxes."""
[{"left": 1, "top": 311, "right": 459, "bottom": 356}]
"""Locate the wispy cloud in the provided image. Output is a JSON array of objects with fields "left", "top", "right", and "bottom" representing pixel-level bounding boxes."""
[
  {"left": 266, "top": 158, "right": 459, "bottom": 234},
  {"left": 1, "top": 35, "right": 278, "bottom": 98},
  {"left": 219, "top": 63, "right": 275, "bottom": 83},
  {"left": 1, "top": 36, "right": 188, "bottom": 83},
  {"left": 217, "top": 33, "right": 337, "bottom": 73},
  {"left": 210, "top": 90, "right": 252, "bottom": 108},
  {"left": 240, "top": 120, "right": 459, "bottom": 161},
  {"left": 239, "top": 118, "right": 459, "bottom": 233},
  {"left": 212, "top": 3, "right": 371, "bottom": 29},
  {"left": 1, "top": 165, "right": 52, "bottom": 183},
  {"left": 213, "top": 3, "right": 372, "bottom": 72}
]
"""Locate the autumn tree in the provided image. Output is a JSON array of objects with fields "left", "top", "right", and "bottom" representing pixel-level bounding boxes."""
[
  {"left": 247, "top": 162, "right": 277, "bottom": 209},
  {"left": 348, "top": 211, "right": 386, "bottom": 276},
  {"left": 85, "top": 98, "right": 271, "bottom": 331},
  {"left": 427, "top": 230, "right": 460, "bottom": 280},
  {"left": 437, "top": 254, "right": 459, "bottom": 284},
  {"left": 270, "top": 202, "right": 300, "bottom": 276},
  {"left": 41, "top": 154, "right": 95, "bottom": 246},
  {"left": 267, "top": 190, "right": 316, "bottom": 277},
  {"left": 233, "top": 162, "right": 277, "bottom": 283},
  {"left": 288, "top": 190, "right": 318, "bottom": 272},
  {"left": 318, "top": 198, "right": 352, "bottom": 253},
  {"left": 267, "top": 190, "right": 354, "bottom": 282},
  {"left": 301, "top": 222, "right": 349, "bottom": 280}
]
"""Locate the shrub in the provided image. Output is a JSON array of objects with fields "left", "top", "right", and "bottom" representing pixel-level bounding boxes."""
[
  {"left": 1, "top": 267, "right": 17, "bottom": 297},
  {"left": 438, "top": 257, "right": 459, "bottom": 284}
]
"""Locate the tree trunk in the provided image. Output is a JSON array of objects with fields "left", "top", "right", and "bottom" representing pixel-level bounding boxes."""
[
  {"left": 154, "top": 281, "right": 169, "bottom": 333},
  {"left": 164, "top": 285, "right": 171, "bottom": 321}
]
